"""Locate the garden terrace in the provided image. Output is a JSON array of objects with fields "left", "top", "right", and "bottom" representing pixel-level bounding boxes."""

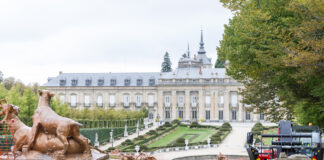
[{"left": 113, "top": 121, "right": 232, "bottom": 152}]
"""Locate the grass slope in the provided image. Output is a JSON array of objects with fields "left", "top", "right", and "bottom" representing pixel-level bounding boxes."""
[{"left": 148, "top": 126, "right": 216, "bottom": 147}]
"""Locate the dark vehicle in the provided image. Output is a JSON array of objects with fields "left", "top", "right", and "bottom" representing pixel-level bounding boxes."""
[{"left": 246, "top": 120, "right": 323, "bottom": 160}]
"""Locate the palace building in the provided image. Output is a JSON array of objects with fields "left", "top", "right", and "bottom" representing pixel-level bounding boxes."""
[{"left": 43, "top": 31, "right": 265, "bottom": 123}]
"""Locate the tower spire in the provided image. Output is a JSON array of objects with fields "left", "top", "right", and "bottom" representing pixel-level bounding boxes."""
[
  {"left": 187, "top": 42, "right": 190, "bottom": 58},
  {"left": 198, "top": 28, "right": 206, "bottom": 54}
]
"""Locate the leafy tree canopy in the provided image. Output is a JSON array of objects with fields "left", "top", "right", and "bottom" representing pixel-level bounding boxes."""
[{"left": 218, "top": 0, "right": 324, "bottom": 127}]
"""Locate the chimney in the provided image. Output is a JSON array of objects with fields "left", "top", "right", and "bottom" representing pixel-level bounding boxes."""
[
  {"left": 199, "top": 67, "right": 202, "bottom": 74},
  {"left": 59, "top": 71, "right": 63, "bottom": 75},
  {"left": 194, "top": 54, "right": 197, "bottom": 60}
]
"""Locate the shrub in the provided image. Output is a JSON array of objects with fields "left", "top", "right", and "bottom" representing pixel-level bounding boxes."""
[
  {"left": 135, "top": 135, "right": 145, "bottom": 141},
  {"left": 139, "top": 145, "right": 148, "bottom": 152},
  {"left": 122, "top": 139, "right": 134, "bottom": 146},
  {"left": 222, "top": 122, "right": 231, "bottom": 128},
  {"left": 107, "top": 147, "right": 116, "bottom": 152},
  {"left": 190, "top": 121, "right": 200, "bottom": 128},
  {"left": 147, "top": 130, "right": 157, "bottom": 135},
  {"left": 252, "top": 122, "right": 264, "bottom": 135},
  {"left": 172, "top": 119, "right": 180, "bottom": 124},
  {"left": 157, "top": 126, "right": 165, "bottom": 131},
  {"left": 173, "top": 137, "right": 186, "bottom": 147},
  {"left": 164, "top": 122, "right": 172, "bottom": 127}
]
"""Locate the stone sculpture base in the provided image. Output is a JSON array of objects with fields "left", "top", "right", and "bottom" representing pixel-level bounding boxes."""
[{"left": 15, "top": 149, "right": 107, "bottom": 160}]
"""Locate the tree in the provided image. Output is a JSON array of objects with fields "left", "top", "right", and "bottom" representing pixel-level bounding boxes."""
[
  {"left": 215, "top": 58, "right": 225, "bottom": 68},
  {"left": 218, "top": 0, "right": 324, "bottom": 127},
  {"left": 0, "top": 71, "right": 3, "bottom": 83},
  {"left": 3, "top": 77, "right": 15, "bottom": 90},
  {"left": 161, "top": 52, "right": 172, "bottom": 72}
]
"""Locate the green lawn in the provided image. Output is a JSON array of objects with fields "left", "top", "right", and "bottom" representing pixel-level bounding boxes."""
[
  {"left": 148, "top": 126, "right": 216, "bottom": 147},
  {"left": 262, "top": 128, "right": 278, "bottom": 145}
]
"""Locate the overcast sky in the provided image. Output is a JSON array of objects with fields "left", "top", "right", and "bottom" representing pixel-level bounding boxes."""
[{"left": 0, "top": 0, "right": 232, "bottom": 85}]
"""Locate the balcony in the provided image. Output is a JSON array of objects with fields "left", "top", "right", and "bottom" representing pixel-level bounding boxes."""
[
  {"left": 230, "top": 103, "right": 238, "bottom": 108},
  {"left": 121, "top": 103, "right": 130, "bottom": 108},
  {"left": 163, "top": 103, "right": 171, "bottom": 107},
  {"left": 177, "top": 103, "right": 184, "bottom": 107},
  {"left": 205, "top": 103, "right": 211, "bottom": 107},
  {"left": 191, "top": 103, "right": 198, "bottom": 107},
  {"left": 218, "top": 103, "right": 224, "bottom": 108},
  {"left": 96, "top": 103, "right": 103, "bottom": 108},
  {"left": 109, "top": 103, "right": 115, "bottom": 108},
  {"left": 135, "top": 103, "right": 143, "bottom": 108},
  {"left": 84, "top": 103, "right": 90, "bottom": 107}
]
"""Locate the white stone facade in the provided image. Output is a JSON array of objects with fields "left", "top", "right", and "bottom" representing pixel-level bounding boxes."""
[{"left": 43, "top": 31, "right": 266, "bottom": 123}]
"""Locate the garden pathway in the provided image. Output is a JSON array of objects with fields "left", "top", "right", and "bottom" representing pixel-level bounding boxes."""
[
  {"left": 99, "top": 123, "right": 158, "bottom": 151},
  {"left": 153, "top": 122, "right": 275, "bottom": 160}
]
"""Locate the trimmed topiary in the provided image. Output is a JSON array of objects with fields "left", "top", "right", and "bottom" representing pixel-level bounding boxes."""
[{"left": 164, "top": 122, "right": 172, "bottom": 127}]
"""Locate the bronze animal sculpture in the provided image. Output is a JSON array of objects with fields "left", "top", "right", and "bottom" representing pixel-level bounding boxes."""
[
  {"left": 0, "top": 100, "right": 86, "bottom": 154},
  {"left": 27, "top": 90, "right": 90, "bottom": 154}
]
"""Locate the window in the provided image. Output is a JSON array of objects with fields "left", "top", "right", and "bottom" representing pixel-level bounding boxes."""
[
  {"left": 109, "top": 95, "right": 115, "bottom": 106},
  {"left": 123, "top": 95, "right": 130, "bottom": 106},
  {"left": 71, "top": 95, "right": 77, "bottom": 107},
  {"left": 178, "top": 110, "right": 183, "bottom": 119},
  {"left": 59, "top": 79, "right": 66, "bottom": 86},
  {"left": 218, "top": 79, "right": 224, "bottom": 83},
  {"left": 218, "top": 95, "right": 224, "bottom": 107},
  {"left": 205, "top": 96, "right": 211, "bottom": 107},
  {"left": 232, "top": 110, "right": 237, "bottom": 120},
  {"left": 219, "top": 110, "right": 223, "bottom": 120},
  {"left": 260, "top": 112, "right": 265, "bottom": 121},
  {"left": 191, "top": 96, "right": 198, "bottom": 107},
  {"left": 192, "top": 110, "right": 197, "bottom": 119},
  {"left": 164, "top": 95, "right": 171, "bottom": 107},
  {"left": 178, "top": 95, "right": 184, "bottom": 107},
  {"left": 71, "top": 79, "right": 78, "bottom": 86},
  {"left": 149, "top": 79, "right": 155, "bottom": 86},
  {"left": 85, "top": 79, "right": 92, "bottom": 86},
  {"left": 135, "top": 95, "right": 142, "bottom": 107},
  {"left": 59, "top": 95, "right": 65, "bottom": 104},
  {"left": 84, "top": 95, "right": 90, "bottom": 107},
  {"left": 205, "top": 110, "right": 210, "bottom": 120},
  {"left": 98, "top": 79, "right": 104, "bottom": 86},
  {"left": 148, "top": 95, "right": 154, "bottom": 107},
  {"left": 136, "top": 79, "right": 143, "bottom": 86},
  {"left": 110, "top": 79, "right": 116, "bottom": 86},
  {"left": 124, "top": 79, "right": 131, "bottom": 86},
  {"left": 97, "top": 95, "right": 103, "bottom": 107},
  {"left": 246, "top": 111, "right": 251, "bottom": 121},
  {"left": 230, "top": 92, "right": 238, "bottom": 107},
  {"left": 149, "top": 113, "right": 154, "bottom": 119},
  {"left": 165, "top": 110, "right": 170, "bottom": 119}
]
